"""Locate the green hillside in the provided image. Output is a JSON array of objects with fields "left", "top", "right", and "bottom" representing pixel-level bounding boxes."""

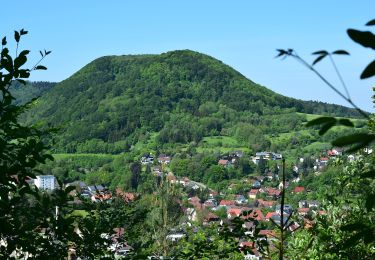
[{"left": 21, "top": 50, "right": 362, "bottom": 154}]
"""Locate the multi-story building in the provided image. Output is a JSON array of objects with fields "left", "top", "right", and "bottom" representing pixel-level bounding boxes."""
[{"left": 34, "top": 175, "right": 57, "bottom": 190}]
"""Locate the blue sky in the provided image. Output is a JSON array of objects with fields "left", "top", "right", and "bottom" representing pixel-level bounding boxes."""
[{"left": 2, "top": 0, "right": 374, "bottom": 112}]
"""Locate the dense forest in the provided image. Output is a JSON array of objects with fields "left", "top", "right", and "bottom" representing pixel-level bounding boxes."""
[{"left": 19, "top": 50, "right": 363, "bottom": 154}]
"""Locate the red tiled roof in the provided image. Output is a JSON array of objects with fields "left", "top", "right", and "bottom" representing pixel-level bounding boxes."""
[
  {"left": 219, "top": 200, "right": 236, "bottom": 206},
  {"left": 218, "top": 159, "right": 229, "bottom": 165},
  {"left": 265, "top": 212, "right": 277, "bottom": 220},
  {"left": 294, "top": 186, "right": 305, "bottom": 193},
  {"left": 257, "top": 199, "right": 276, "bottom": 207},
  {"left": 242, "top": 209, "right": 264, "bottom": 221},
  {"left": 228, "top": 208, "right": 242, "bottom": 217}
]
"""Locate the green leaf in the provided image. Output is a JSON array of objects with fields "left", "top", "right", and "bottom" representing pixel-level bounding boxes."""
[
  {"left": 337, "top": 118, "right": 354, "bottom": 127},
  {"left": 332, "top": 50, "right": 350, "bottom": 55},
  {"left": 347, "top": 29, "right": 375, "bottom": 50},
  {"left": 361, "top": 170, "right": 375, "bottom": 178},
  {"left": 20, "top": 29, "right": 28, "bottom": 35},
  {"left": 366, "top": 19, "right": 375, "bottom": 26},
  {"left": 312, "top": 54, "right": 327, "bottom": 65},
  {"left": 35, "top": 65, "right": 47, "bottom": 70},
  {"left": 360, "top": 60, "right": 375, "bottom": 79},
  {"left": 332, "top": 133, "right": 375, "bottom": 152},
  {"left": 45, "top": 50, "right": 51, "bottom": 55},
  {"left": 319, "top": 121, "right": 336, "bottom": 135},
  {"left": 312, "top": 50, "right": 328, "bottom": 55},
  {"left": 14, "top": 31, "right": 20, "bottom": 43},
  {"left": 2, "top": 37, "right": 6, "bottom": 46},
  {"left": 306, "top": 116, "right": 336, "bottom": 127},
  {"left": 39, "top": 50, "right": 43, "bottom": 57}
]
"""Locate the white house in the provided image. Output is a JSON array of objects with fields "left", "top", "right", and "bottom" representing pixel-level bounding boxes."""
[{"left": 34, "top": 175, "right": 57, "bottom": 191}]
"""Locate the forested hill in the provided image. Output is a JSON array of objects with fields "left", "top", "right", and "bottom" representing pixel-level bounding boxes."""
[{"left": 22, "top": 50, "right": 362, "bottom": 153}]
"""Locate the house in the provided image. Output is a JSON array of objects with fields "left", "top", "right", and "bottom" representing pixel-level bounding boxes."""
[
  {"left": 219, "top": 200, "right": 236, "bottom": 207},
  {"left": 293, "top": 186, "right": 305, "bottom": 193},
  {"left": 218, "top": 159, "right": 230, "bottom": 167},
  {"left": 307, "top": 200, "right": 320, "bottom": 209},
  {"left": 242, "top": 209, "right": 265, "bottom": 221},
  {"left": 265, "top": 172, "right": 274, "bottom": 181},
  {"left": 248, "top": 189, "right": 259, "bottom": 199},
  {"left": 166, "top": 232, "right": 186, "bottom": 242},
  {"left": 252, "top": 180, "right": 261, "bottom": 189},
  {"left": 152, "top": 166, "right": 162, "bottom": 176},
  {"left": 140, "top": 153, "right": 154, "bottom": 165},
  {"left": 260, "top": 187, "right": 281, "bottom": 198},
  {"left": 203, "top": 199, "right": 217, "bottom": 208},
  {"left": 203, "top": 212, "right": 220, "bottom": 225},
  {"left": 34, "top": 175, "right": 58, "bottom": 191},
  {"left": 298, "top": 208, "right": 310, "bottom": 217},
  {"left": 256, "top": 199, "right": 276, "bottom": 208},
  {"left": 235, "top": 194, "right": 248, "bottom": 204},
  {"left": 188, "top": 196, "right": 202, "bottom": 209},
  {"left": 239, "top": 242, "right": 262, "bottom": 260},
  {"left": 275, "top": 204, "right": 293, "bottom": 215},
  {"left": 116, "top": 188, "right": 136, "bottom": 203},
  {"left": 228, "top": 208, "right": 243, "bottom": 219},
  {"left": 265, "top": 212, "right": 277, "bottom": 221},
  {"left": 158, "top": 154, "right": 171, "bottom": 164}
]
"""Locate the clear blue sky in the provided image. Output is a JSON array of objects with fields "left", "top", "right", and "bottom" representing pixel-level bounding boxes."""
[{"left": 2, "top": 0, "right": 374, "bottom": 112}]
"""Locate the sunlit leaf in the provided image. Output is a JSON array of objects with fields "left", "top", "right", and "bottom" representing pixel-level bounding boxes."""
[{"left": 360, "top": 60, "right": 375, "bottom": 79}]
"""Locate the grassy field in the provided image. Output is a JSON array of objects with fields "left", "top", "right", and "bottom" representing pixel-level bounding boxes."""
[
  {"left": 196, "top": 136, "right": 250, "bottom": 154},
  {"left": 53, "top": 153, "right": 119, "bottom": 160}
]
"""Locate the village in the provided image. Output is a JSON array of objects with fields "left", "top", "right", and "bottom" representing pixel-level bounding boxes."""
[{"left": 27, "top": 146, "right": 363, "bottom": 259}]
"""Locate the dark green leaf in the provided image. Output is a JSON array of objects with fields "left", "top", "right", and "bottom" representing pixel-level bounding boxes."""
[
  {"left": 338, "top": 119, "right": 354, "bottom": 127},
  {"left": 360, "top": 59, "right": 375, "bottom": 79},
  {"left": 45, "top": 50, "right": 51, "bottom": 55},
  {"left": 366, "top": 19, "right": 375, "bottom": 26},
  {"left": 39, "top": 50, "right": 43, "bottom": 57},
  {"left": 2, "top": 37, "right": 6, "bottom": 46},
  {"left": 306, "top": 116, "right": 336, "bottom": 127},
  {"left": 312, "top": 50, "right": 328, "bottom": 55},
  {"left": 20, "top": 29, "right": 28, "bottom": 35},
  {"left": 332, "top": 50, "right": 350, "bottom": 55},
  {"left": 362, "top": 170, "right": 375, "bottom": 178},
  {"left": 332, "top": 133, "right": 375, "bottom": 152},
  {"left": 319, "top": 121, "right": 336, "bottom": 135},
  {"left": 14, "top": 31, "right": 20, "bottom": 43},
  {"left": 35, "top": 65, "right": 47, "bottom": 70},
  {"left": 347, "top": 29, "right": 375, "bottom": 50},
  {"left": 65, "top": 186, "right": 76, "bottom": 194},
  {"left": 312, "top": 54, "right": 327, "bottom": 65}
]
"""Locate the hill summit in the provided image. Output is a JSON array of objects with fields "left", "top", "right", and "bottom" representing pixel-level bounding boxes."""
[{"left": 23, "top": 50, "right": 360, "bottom": 153}]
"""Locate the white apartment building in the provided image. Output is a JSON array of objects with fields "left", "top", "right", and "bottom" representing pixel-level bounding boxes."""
[{"left": 34, "top": 175, "right": 57, "bottom": 190}]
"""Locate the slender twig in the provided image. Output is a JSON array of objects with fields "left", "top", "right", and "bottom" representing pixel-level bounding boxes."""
[
  {"left": 31, "top": 56, "right": 46, "bottom": 71},
  {"left": 279, "top": 158, "right": 286, "bottom": 260},
  {"left": 15, "top": 42, "right": 18, "bottom": 57},
  {"left": 328, "top": 55, "right": 351, "bottom": 101},
  {"left": 289, "top": 51, "right": 369, "bottom": 119}
]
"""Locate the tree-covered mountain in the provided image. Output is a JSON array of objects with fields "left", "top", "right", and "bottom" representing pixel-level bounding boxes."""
[{"left": 20, "top": 50, "right": 362, "bottom": 154}]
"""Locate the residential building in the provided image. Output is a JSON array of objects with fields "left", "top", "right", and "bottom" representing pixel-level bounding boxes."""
[{"left": 34, "top": 175, "right": 57, "bottom": 191}]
